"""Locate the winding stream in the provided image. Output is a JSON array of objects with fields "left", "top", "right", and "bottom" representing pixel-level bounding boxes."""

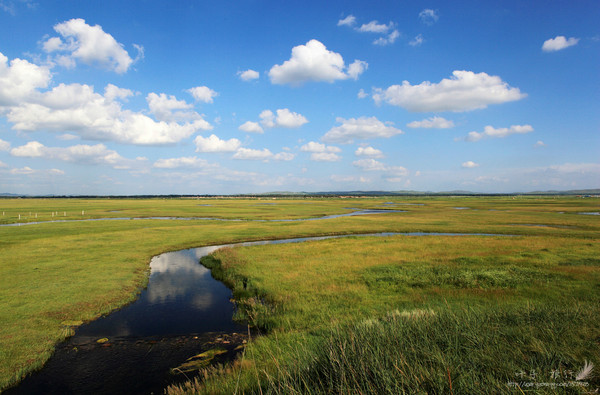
[{"left": 9, "top": 229, "right": 510, "bottom": 394}]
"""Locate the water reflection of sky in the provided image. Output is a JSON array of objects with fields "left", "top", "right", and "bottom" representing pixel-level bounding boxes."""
[{"left": 75, "top": 247, "right": 243, "bottom": 339}]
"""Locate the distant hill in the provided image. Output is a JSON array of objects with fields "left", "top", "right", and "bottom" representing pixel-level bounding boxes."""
[{"left": 1, "top": 189, "right": 598, "bottom": 198}]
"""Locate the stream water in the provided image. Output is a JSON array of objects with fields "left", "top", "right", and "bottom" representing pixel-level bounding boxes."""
[{"left": 8, "top": 231, "right": 510, "bottom": 394}]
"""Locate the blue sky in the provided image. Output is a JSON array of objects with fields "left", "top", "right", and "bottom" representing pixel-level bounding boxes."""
[{"left": 0, "top": 0, "right": 598, "bottom": 195}]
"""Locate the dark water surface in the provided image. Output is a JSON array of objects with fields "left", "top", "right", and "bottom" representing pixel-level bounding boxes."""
[{"left": 9, "top": 231, "right": 511, "bottom": 394}]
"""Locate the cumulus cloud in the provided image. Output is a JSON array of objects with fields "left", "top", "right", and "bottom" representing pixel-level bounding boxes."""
[
  {"left": 256, "top": 108, "right": 308, "bottom": 129},
  {"left": 462, "top": 161, "right": 479, "bottom": 168},
  {"left": 301, "top": 141, "right": 341, "bottom": 161},
  {"left": 355, "top": 146, "right": 384, "bottom": 158},
  {"left": 10, "top": 141, "right": 139, "bottom": 169},
  {"left": 407, "top": 116, "right": 454, "bottom": 129},
  {"left": 42, "top": 18, "right": 138, "bottom": 74},
  {"left": 534, "top": 140, "right": 546, "bottom": 148},
  {"left": 274, "top": 108, "right": 309, "bottom": 128},
  {"left": 9, "top": 166, "right": 64, "bottom": 176},
  {"left": 542, "top": 36, "right": 579, "bottom": 52},
  {"left": 373, "top": 70, "right": 526, "bottom": 112},
  {"left": 300, "top": 141, "right": 341, "bottom": 153},
  {"left": 272, "top": 152, "right": 295, "bottom": 161},
  {"left": 374, "top": 30, "right": 400, "bottom": 46},
  {"left": 232, "top": 147, "right": 293, "bottom": 161},
  {"left": 353, "top": 158, "right": 409, "bottom": 183},
  {"left": 238, "top": 121, "right": 264, "bottom": 133},
  {"left": 147, "top": 92, "right": 199, "bottom": 122},
  {"left": 238, "top": 69, "right": 259, "bottom": 81},
  {"left": 233, "top": 147, "right": 274, "bottom": 161},
  {"left": 465, "top": 124, "right": 534, "bottom": 142},
  {"left": 357, "top": 89, "right": 368, "bottom": 99},
  {"left": 104, "top": 84, "right": 134, "bottom": 102},
  {"left": 187, "top": 86, "right": 218, "bottom": 103},
  {"left": 269, "top": 39, "right": 367, "bottom": 86},
  {"left": 310, "top": 152, "right": 341, "bottom": 162},
  {"left": 194, "top": 134, "right": 241, "bottom": 153},
  {"left": 337, "top": 15, "right": 356, "bottom": 27},
  {"left": 419, "top": 9, "right": 439, "bottom": 25},
  {"left": 353, "top": 158, "right": 388, "bottom": 171},
  {"left": 0, "top": 53, "right": 212, "bottom": 145},
  {"left": 322, "top": 116, "right": 403, "bottom": 144},
  {"left": 0, "top": 52, "right": 51, "bottom": 106}
]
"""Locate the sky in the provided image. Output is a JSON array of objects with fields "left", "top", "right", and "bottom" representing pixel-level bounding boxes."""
[{"left": 0, "top": 0, "right": 598, "bottom": 195}]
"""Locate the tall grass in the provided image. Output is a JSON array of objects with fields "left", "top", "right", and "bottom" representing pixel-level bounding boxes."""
[{"left": 171, "top": 232, "right": 599, "bottom": 394}]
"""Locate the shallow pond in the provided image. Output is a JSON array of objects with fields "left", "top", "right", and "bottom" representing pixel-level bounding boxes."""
[{"left": 9, "top": 231, "right": 510, "bottom": 394}]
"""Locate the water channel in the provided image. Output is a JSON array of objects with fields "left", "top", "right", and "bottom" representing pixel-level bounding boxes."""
[{"left": 8, "top": 219, "right": 510, "bottom": 393}]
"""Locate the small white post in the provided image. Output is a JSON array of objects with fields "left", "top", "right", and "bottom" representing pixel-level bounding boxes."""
[
  {"left": 64, "top": 212, "right": 66, "bottom": 216},
  {"left": 82, "top": 210, "right": 84, "bottom": 216},
  {"left": 19, "top": 214, "right": 21, "bottom": 220},
  {"left": 35, "top": 213, "right": 37, "bottom": 218}
]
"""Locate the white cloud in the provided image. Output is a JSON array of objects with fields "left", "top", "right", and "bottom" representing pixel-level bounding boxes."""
[
  {"left": 462, "top": 161, "right": 479, "bottom": 168},
  {"left": 10, "top": 141, "right": 137, "bottom": 169},
  {"left": 0, "top": 52, "right": 51, "bottom": 106},
  {"left": 355, "top": 146, "right": 384, "bottom": 158},
  {"left": 331, "top": 174, "right": 371, "bottom": 183},
  {"left": 147, "top": 92, "right": 199, "bottom": 122},
  {"left": 353, "top": 159, "right": 409, "bottom": 182},
  {"left": 322, "top": 116, "right": 403, "bottom": 144},
  {"left": 409, "top": 34, "right": 424, "bottom": 47},
  {"left": 257, "top": 108, "right": 308, "bottom": 129},
  {"left": 104, "top": 84, "right": 134, "bottom": 102},
  {"left": 534, "top": 140, "right": 546, "bottom": 148},
  {"left": 300, "top": 141, "right": 341, "bottom": 161},
  {"left": 0, "top": 138, "right": 10, "bottom": 151},
  {"left": 274, "top": 108, "right": 308, "bottom": 128},
  {"left": 230, "top": 147, "right": 293, "bottom": 162},
  {"left": 9, "top": 166, "right": 64, "bottom": 175},
  {"left": 0, "top": 160, "right": 6, "bottom": 168},
  {"left": 542, "top": 36, "right": 579, "bottom": 52},
  {"left": 310, "top": 152, "right": 341, "bottom": 162},
  {"left": 259, "top": 110, "right": 275, "bottom": 128},
  {"left": 188, "top": 86, "right": 218, "bottom": 103},
  {"left": 57, "top": 133, "right": 79, "bottom": 140},
  {"left": 419, "top": 9, "right": 439, "bottom": 25},
  {"left": 374, "top": 30, "right": 400, "bottom": 46},
  {"left": 373, "top": 70, "right": 526, "bottom": 112},
  {"left": 233, "top": 147, "right": 274, "bottom": 161},
  {"left": 239, "top": 121, "right": 264, "bottom": 133},
  {"left": 358, "top": 21, "right": 393, "bottom": 34},
  {"left": 238, "top": 69, "right": 259, "bottom": 81},
  {"left": 153, "top": 156, "right": 214, "bottom": 169},
  {"left": 269, "top": 39, "right": 367, "bottom": 86},
  {"left": 337, "top": 15, "right": 356, "bottom": 27},
  {"left": 353, "top": 158, "right": 387, "bottom": 171},
  {"left": 42, "top": 18, "right": 136, "bottom": 73},
  {"left": 465, "top": 124, "right": 534, "bottom": 142},
  {"left": 357, "top": 89, "right": 368, "bottom": 99},
  {"left": 407, "top": 116, "right": 454, "bottom": 129},
  {"left": 194, "top": 134, "right": 241, "bottom": 153},
  {"left": 4, "top": 80, "right": 212, "bottom": 145},
  {"left": 273, "top": 152, "right": 295, "bottom": 161}
]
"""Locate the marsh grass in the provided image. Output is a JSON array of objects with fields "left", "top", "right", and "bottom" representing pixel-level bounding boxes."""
[
  {"left": 1, "top": 197, "right": 598, "bottom": 391},
  {"left": 178, "top": 232, "right": 599, "bottom": 394}
]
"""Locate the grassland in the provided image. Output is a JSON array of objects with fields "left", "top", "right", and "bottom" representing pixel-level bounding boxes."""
[{"left": 0, "top": 196, "right": 598, "bottom": 393}]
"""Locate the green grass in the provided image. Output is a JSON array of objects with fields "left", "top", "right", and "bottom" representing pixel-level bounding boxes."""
[
  {"left": 0, "top": 196, "right": 599, "bottom": 392},
  {"left": 170, "top": 222, "right": 599, "bottom": 393}
]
